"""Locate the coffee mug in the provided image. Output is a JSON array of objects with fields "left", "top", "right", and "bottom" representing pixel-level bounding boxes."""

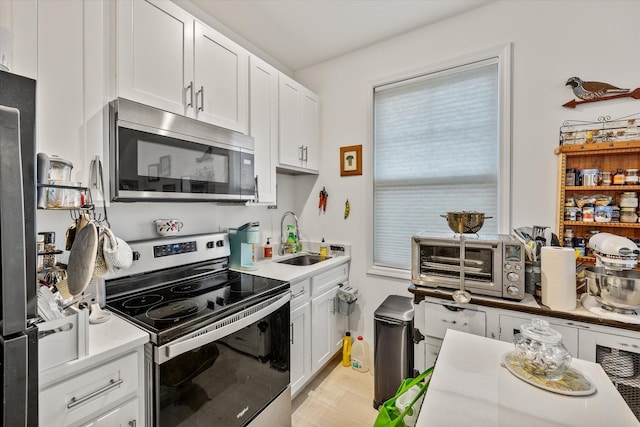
[
  {"left": 154, "top": 219, "right": 184, "bottom": 236},
  {"left": 581, "top": 169, "right": 601, "bottom": 186}
]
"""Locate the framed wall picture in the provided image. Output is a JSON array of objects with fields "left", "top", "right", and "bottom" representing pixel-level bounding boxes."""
[
  {"left": 148, "top": 163, "right": 159, "bottom": 181},
  {"left": 160, "top": 155, "right": 171, "bottom": 177},
  {"left": 340, "top": 145, "right": 362, "bottom": 176}
]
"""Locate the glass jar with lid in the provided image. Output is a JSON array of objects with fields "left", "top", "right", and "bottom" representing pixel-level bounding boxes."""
[
  {"left": 620, "top": 208, "right": 638, "bottom": 223},
  {"left": 620, "top": 192, "right": 638, "bottom": 208},
  {"left": 625, "top": 169, "right": 639, "bottom": 185},
  {"left": 513, "top": 318, "right": 572, "bottom": 380},
  {"left": 614, "top": 168, "right": 626, "bottom": 185}
]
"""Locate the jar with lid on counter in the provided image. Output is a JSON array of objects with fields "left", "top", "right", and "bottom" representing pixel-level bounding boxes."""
[{"left": 620, "top": 208, "right": 638, "bottom": 223}]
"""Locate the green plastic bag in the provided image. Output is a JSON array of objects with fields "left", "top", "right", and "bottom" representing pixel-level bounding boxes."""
[{"left": 373, "top": 366, "right": 434, "bottom": 427}]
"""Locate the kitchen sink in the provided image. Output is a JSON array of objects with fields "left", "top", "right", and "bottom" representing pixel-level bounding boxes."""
[{"left": 276, "top": 254, "right": 330, "bottom": 266}]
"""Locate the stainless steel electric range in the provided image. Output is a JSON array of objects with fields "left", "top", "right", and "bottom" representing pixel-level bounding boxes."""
[{"left": 105, "top": 233, "right": 291, "bottom": 427}]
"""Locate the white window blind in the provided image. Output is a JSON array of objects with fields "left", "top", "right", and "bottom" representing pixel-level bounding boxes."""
[{"left": 373, "top": 59, "right": 500, "bottom": 270}]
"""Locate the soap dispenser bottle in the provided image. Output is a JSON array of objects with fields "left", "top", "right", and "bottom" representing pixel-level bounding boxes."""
[
  {"left": 264, "top": 238, "right": 272, "bottom": 259},
  {"left": 320, "top": 238, "right": 328, "bottom": 257},
  {"left": 286, "top": 225, "right": 297, "bottom": 253}
]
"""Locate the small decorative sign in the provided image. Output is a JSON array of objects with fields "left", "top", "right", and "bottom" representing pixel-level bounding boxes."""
[{"left": 340, "top": 145, "right": 362, "bottom": 176}]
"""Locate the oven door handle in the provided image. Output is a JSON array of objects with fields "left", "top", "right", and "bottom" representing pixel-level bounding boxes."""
[{"left": 158, "top": 291, "right": 291, "bottom": 363}]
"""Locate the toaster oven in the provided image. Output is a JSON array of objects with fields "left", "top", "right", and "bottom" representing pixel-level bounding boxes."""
[{"left": 411, "top": 231, "right": 525, "bottom": 301}]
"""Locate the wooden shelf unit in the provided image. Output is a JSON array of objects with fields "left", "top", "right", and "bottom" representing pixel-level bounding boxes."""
[{"left": 556, "top": 140, "right": 640, "bottom": 244}]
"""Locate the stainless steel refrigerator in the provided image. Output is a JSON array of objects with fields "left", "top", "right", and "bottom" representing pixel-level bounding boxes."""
[{"left": 0, "top": 69, "right": 39, "bottom": 426}]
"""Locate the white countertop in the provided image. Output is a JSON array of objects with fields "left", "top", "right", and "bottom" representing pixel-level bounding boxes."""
[
  {"left": 417, "top": 329, "right": 639, "bottom": 426},
  {"left": 232, "top": 251, "right": 351, "bottom": 282},
  {"left": 39, "top": 312, "right": 149, "bottom": 388}
]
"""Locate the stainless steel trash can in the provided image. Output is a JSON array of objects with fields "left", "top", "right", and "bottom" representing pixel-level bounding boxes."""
[{"left": 373, "top": 295, "right": 414, "bottom": 409}]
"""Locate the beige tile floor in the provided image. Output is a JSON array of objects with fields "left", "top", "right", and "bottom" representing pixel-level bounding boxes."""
[{"left": 292, "top": 355, "right": 379, "bottom": 427}]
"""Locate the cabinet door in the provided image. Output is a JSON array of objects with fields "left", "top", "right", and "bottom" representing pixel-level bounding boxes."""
[
  {"left": 194, "top": 21, "right": 248, "bottom": 133},
  {"left": 290, "top": 301, "right": 311, "bottom": 397},
  {"left": 248, "top": 56, "right": 278, "bottom": 205},
  {"left": 278, "top": 75, "right": 303, "bottom": 168},
  {"left": 117, "top": 0, "right": 193, "bottom": 117},
  {"left": 81, "top": 397, "right": 138, "bottom": 427},
  {"left": 311, "top": 285, "right": 340, "bottom": 373},
  {"left": 300, "top": 90, "right": 319, "bottom": 170},
  {"left": 499, "top": 314, "right": 579, "bottom": 357},
  {"left": 36, "top": 0, "right": 86, "bottom": 182}
]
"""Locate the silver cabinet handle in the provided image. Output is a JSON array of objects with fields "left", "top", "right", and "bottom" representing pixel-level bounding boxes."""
[
  {"left": 186, "top": 82, "right": 194, "bottom": 108},
  {"left": 303, "top": 146, "right": 308, "bottom": 162},
  {"left": 290, "top": 322, "right": 294, "bottom": 344},
  {"left": 196, "top": 86, "right": 204, "bottom": 111},
  {"left": 299, "top": 145, "right": 304, "bottom": 161},
  {"left": 292, "top": 289, "right": 306, "bottom": 299},
  {"left": 129, "top": 421, "right": 137, "bottom": 427},
  {"left": 67, "top": 378, "right": 123, "bottom": 409}
]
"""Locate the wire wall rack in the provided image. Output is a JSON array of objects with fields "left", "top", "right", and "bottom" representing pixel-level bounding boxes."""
[{"left": 560, "top": 112, "right": 640, "bottom": 146}]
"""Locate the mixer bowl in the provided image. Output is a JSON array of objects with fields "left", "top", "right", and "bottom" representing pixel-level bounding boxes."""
[{"left": 584, "top": 267, "right": 640, "bottom": 310}]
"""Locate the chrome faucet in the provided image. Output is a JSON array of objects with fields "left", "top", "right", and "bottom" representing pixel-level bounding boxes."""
[{"left": 280, "top": 211, "right": 301, "bottom": 255}]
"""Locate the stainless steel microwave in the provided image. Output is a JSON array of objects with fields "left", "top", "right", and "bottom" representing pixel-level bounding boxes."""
[
  {"left": 411, "top": 231, "right": 525, "bottom": 301},
  {"left": 109, "top": 98, "right": 255, "bottom": 202}
]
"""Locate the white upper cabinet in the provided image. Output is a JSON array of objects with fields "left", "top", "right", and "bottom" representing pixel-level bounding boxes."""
[
  {"left": 116, "top": 0, "right": 248, "bottom": 134},
  {"left": 248, "top": 56, "right": 278, "bottom": 205},
  {"left": 194, "top": 21, "right": 248, "bottom": 133},
  {"left": 278, "top": 74, "right": 319, "bottom": 173}
]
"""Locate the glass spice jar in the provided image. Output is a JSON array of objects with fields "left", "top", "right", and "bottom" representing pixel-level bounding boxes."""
[
  {"left": 614, "top": 168, "right": 626, "bottom": 185},
  {"left": 620, "top": 192, "right": 638, "bottom": 208},
  {"left": 626, "top": 169, "right": 639, "bottom": 185},
  {"left": 620, "top": 208, "right": 638, "bottom": 223}
]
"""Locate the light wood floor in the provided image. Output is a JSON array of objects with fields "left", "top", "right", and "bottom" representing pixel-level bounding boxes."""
[{"left": 292, "top": 355, "right": 379, "bottom": 427}]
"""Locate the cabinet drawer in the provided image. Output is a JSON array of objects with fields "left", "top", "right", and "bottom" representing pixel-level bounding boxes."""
[
  {"left": 424, "top": 302, "right": 486, "bottom": 339},
  {"left": 311, "top": 263, "right": 349, "bottom": 296},
  {"left": 290, "top": 278, "right": 311, "bottom": 308},
  {"left": 40, "top": 351, "right": 139, "bottom": 426}
]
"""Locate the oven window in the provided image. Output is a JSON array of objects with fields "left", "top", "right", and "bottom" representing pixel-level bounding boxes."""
[
  {"left": 156, "top": 303, "right": 290, "bottom": 426},
  {"left": 419, "top": 243, "right": 494, "bottom": 283},
  {"left": 117, "top": 127, "right": 244, "bottom": 196}
]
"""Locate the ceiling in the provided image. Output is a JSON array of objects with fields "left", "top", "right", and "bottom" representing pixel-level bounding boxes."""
[{"left": 189, "top": 0, "right": 494, "bottom": 72}]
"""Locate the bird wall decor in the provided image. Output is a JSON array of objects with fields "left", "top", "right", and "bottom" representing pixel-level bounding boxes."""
[{"left": 564, "top": 77, "right": 640, "bottom": 108}]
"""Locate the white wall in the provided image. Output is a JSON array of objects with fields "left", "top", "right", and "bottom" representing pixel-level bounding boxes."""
[{"left": 293, "top": 0, "right": 640, "bottom": 343}]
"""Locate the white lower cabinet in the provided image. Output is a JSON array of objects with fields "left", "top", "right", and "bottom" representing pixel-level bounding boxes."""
[
  {"left": 289, "top": 262, "right": 349, "bottom": 398},
  {"left": 418, "top": 300, "right": 487, "bottom": 369},
  {"left": 39, "top": 349, "right": 143, "bottom": 427},
  {"left": 290, "top": 279, "right": 311, "bottom": 397},
  {"left": 81, "top": 397, "right": 138, "bottom": 427}
]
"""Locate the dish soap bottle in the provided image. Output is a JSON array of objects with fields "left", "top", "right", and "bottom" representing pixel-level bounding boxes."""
[
  {"left": 286, "top": 225, "right": 297, "bottom": 253},
  {"left": 263, "top": 238, "right": 272, "bottom": 259},
  {"left": 320, "top": 238, "right": 328, "bottom": 257}
]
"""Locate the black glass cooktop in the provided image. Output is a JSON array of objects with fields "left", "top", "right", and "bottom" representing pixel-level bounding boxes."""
[{"left": 106, "top": 263, "right": 288, "bottom": 345}]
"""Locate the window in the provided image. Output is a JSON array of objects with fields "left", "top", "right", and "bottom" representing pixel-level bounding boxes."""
[{"left": 372, "top": 45, "right": 511, "bottom": 272}]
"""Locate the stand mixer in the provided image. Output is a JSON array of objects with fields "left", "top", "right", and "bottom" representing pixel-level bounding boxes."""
[{"left": 584, "top": 232, "right": 640, "bottom": 315}]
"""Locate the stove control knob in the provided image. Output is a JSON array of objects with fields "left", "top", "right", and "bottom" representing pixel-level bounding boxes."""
[
  {"left": 216, "top": 240, "right": 224, "bottom": 247},
  {"left": 206, "top": 241, "right": 214, "bottom": 249},
  {"left": 132, "top": 251, "right": 140, "bottom": 261},
  {"left": 506, "top": 285, "right": 520, "bottom": 296},
  {"left": 507, "top": 272, "right": 520, "bottom": 282},
  {"left": 216, "top": 297, "right": 225, "bottom": 306}
]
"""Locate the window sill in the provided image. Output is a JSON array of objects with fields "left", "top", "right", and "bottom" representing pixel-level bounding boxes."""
[{"left": 367, "top": 265, "right": 411, "bottom": 281}]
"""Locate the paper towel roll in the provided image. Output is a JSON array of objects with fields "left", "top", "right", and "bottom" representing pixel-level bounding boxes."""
[{"left": 541, "top": 246, "right": 577, "bottom": 310}]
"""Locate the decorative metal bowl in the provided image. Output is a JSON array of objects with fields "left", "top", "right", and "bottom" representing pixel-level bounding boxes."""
[
  {"left": 584, "top": 267, "right": 640, "bottom": 312},
  {"left": 441, "top": 211, "right": 492, "bottom": 234}
]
